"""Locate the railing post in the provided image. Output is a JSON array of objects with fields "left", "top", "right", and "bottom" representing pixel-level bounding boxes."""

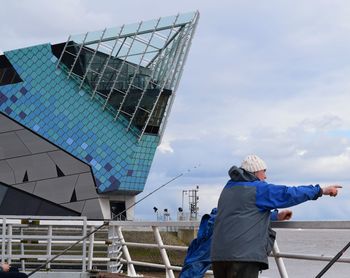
[
  {"left": 111, "top": 225, "right": 124, "bottom": 274},
  {"left": 114, "top": 225, "right": 138, "bottom": 277},
  {"left": 47, "top": 225, "right": 53, "bottom": 270},
  {"left": 87, "top": 226, "right": 95, "bottom": 271},
  {"left": 108, "top": 225, "right": 119, "bottom": 273},
  {"left": 273, "top": 241, "right": 289, "bottom": 278},
  {"left": 7, "top": 224, "right": 12, "bottom": 265},
  {"left": 152, "top": 226, "right": 175, "bottom": 278},
  {"left": 82, "top": 217, "right": 87, "bottom": 272},
  {"left": 20, "top": 227, "right": 25, "bottom": 271},
  {"left": 1, "top": 217, "right": 6, "bottom": 264}
]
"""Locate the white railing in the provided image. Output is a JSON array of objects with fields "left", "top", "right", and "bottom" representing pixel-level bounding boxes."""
[
  {"left": 108, "top": 220, "right": 200, "bottom": 278},
  {"left": 0, "top": 216, "right": 200, "bottom": 277},
  {"left": 0, "top": 216, "right": 90, "bottom": 273},
  {"left": 0, "top": 216, "right": 349, "bottom": 277},
  {"left": 271, "top": 221, "right": 350, "bottom": 278}
]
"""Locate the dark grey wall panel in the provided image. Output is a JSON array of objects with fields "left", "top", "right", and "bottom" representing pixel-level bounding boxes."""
[
  {"left": 0, "top": 160, "right": 15, "bottom": 184},
  {"left": 37, "top": 201, "right": 79, "bottom": 216},
  {"left": 16, "top": 129, "right": 58, "bottom": 153},
  {"left": 0, "top": 132, "right": 31, "bottom": 159},
  {"left": 0, "top": 114, "right": 23, "bottom": 133},
  {"left": 63, "top": 200, "right": 85, "bottom": 212},
  {"left": 0, "top": 183, "right": 79, "bottom": 216},
  {"left": 7, "top": 153, "right": 57, "bottom": 183},
  {"left": 81, "top": 199, "right": 104, "bottom": 219},
  {"left": 75, "top": 173, "right": 98, "bottom": 200},
  {"left": 12, "top": 182, "right": 36, "bottom": 194},
  {"left": 48, "top": 150, "right": 91, "bottom": 175},
  {"left": 0, "top": 114, "right": 102, "bottom": 219},
  {"left": 1, "top": 189, "right": 41, "bottom": 215},
  {"left": 34, "top": 175, "right": 79, "bottom": 203},
  {"left": 0, "top": 185, "right": 7, "bottom": 204}
]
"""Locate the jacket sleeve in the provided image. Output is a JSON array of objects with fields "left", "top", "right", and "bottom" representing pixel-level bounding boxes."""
[{"left": 255, "top": 181, "right": 322, "bottom": 211}]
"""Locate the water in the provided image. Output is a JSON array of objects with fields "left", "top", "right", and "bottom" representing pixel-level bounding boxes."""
[{"left": 261, "top": 229, "right": 350, "bottom": 278}]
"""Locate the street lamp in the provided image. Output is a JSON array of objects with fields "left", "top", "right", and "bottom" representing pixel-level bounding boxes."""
[{"left": 182, "top": 190, "right": 188, "bottom": 211}]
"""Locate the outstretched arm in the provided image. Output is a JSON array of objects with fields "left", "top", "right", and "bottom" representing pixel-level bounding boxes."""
[
  {"left": 268, "top": 185, "right": 341, "bottom": 220},
  {"left": 256, "top": 183, "right": 342, "bottom": 211}
]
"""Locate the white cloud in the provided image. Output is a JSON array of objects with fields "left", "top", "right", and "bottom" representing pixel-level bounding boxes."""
[{"left": 157, "top": 139, "right": 174, "bottom": 154}]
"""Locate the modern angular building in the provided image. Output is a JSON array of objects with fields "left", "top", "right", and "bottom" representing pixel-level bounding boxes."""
[{"left": 0, "top": 12, "right": 199, "bottom": 219}]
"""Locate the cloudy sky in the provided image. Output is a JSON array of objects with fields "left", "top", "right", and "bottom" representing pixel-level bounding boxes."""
[{"left": 2, "top": 0, "right": 350, "bottom": 220}]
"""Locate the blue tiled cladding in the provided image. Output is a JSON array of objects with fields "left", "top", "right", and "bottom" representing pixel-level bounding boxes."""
[{"left": 0, "top": 44, "right": 159, "bottom": 193}]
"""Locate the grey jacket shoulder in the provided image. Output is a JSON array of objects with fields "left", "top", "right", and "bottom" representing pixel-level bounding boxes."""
[{"left": 228, "top": 166, "right": 257, "bottom": 182}]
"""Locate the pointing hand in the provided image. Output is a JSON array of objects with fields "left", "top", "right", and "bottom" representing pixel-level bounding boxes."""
[{"left": 322, "top": 185, "right": 342, "bottom": 197}]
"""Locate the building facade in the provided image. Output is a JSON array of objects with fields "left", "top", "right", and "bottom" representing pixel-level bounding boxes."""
[{"left": 0, "top": 12, "right": 199, "bottom": 219}]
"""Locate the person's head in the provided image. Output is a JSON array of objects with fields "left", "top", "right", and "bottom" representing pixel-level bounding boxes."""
[{"left": 241, "top": 154, "right": 267, "bottom": 181}]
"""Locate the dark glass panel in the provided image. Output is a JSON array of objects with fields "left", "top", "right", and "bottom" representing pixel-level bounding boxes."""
[
  {"left": 110, "top": 201, "right": 126, "bottom": 220},
  {"left": 0, "top": 55, "right": 23, "bottom": 86},
  {"left": 52, "top": 41, "right": 172, "bottom": 135}
]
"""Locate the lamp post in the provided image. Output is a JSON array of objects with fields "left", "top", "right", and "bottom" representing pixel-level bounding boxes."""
[
  {"left": 153, "top": 206, "right": 158, "bottom": 220},
  {"left": 182, "top": 190, "right": 188, "bottom": 212}
]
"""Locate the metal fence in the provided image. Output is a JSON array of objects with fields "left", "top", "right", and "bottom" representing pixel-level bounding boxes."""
[
  {"left": 0, "top": 216, "right": 349, "bottom": 277},
  {"left": 271, "top": 221, "right": 350, "bottom": 278}
]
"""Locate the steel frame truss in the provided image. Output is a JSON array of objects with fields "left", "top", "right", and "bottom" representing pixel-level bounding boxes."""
[{"left": 57, "top": 11, "right": 199, "bottom": 141}]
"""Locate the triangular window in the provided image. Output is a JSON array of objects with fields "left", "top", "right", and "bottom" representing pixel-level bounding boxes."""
[
  {"left": 56, "top": 165, "right": 65, "bottom": 177},
  {"left": 70, "top": 190, "right": 77, "bottom": 202},
  {"left": 22, "top": 171, "right": 29, "bottom": 182}
]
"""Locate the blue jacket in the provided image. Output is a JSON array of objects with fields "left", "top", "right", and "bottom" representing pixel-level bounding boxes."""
[
  {"left": 179, "top": 208, "right": 217, "bottom": 278},
  {"left": 211, "top": 166, "right": 322, "bottom": 269}
]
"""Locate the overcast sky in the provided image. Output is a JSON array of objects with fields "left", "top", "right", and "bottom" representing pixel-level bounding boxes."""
[{"left": 2, "top": 0, "right": 350, "bottom": 221}]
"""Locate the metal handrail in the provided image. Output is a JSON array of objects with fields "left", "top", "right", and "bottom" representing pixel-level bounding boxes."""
[
  {"left": 270, "top": 221, "right": 350, "bottom": 278},
  {"left": 272, "top": 221, "right": 350, "bottom": 229},
  {"left": 0, "top": 216, "right": 349, "bottom": 277}
]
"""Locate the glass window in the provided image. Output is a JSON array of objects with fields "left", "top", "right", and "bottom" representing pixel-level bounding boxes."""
[
  {"left": 121, "top": 22, "right": 141, "bottom": 36},
  {"left": 176, "top": 12, "right": 196, "bottom": 25},
  {"left": 0, "top": 55, "right": 23, "bottom": 85}
]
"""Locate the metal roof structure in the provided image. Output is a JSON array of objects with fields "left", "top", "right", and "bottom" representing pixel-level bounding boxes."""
[{"left": 57, "top": 11, "right": 199, "bottom": 140}]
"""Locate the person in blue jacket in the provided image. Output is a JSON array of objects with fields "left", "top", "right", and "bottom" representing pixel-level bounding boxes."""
[
  {"left": 211, "top": 154, "right": 342, "bottom": 278},
  {"left": 180, "top": 208, "right": 217, "bottom": 278}
]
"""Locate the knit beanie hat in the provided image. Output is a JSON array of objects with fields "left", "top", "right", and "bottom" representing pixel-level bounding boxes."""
[{"left": 240, "top": 154, "right": 267, "bottom": 173}]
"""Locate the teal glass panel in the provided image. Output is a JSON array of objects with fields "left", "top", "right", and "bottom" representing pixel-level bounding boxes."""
[
  {"left": 104, "top": 26, "right": 122, "bottom": 39},
  {"left": 176, "top": 12, "right": 196, "bottom": 25},
  {"left": 138, "top": 19, "right": 158, "bottom": 33},
  {"left": 157, "top": 15, "right": 178, "bottom": 29},
  {"left": 86, "top": 30, "right": 104, "bottom": 43},
  {"left": 121, "top": 22, "right": 141, "bottom": 36},
  {"left": 71, "top": 33, "right": 86, "bottom": 44}
]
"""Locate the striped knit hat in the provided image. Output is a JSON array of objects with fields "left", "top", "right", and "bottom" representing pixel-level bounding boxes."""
[{"left": 241, "top": 154, "right": 267, "bottom": 173}]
